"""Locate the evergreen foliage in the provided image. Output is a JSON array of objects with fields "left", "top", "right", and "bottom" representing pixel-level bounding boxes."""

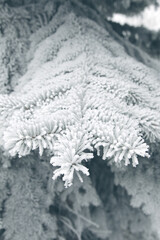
[{"left": 0, "top": 0, "right": 160, "bottom": 239}]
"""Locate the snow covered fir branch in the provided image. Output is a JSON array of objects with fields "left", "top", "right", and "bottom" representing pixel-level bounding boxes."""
[{"left": 0, "top": 0, "right": 160, "bottom": 239}]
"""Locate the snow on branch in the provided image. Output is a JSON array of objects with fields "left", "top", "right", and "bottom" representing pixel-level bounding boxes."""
[
  {"left": 3, "top": 119, "right": 65, "bottom": 157},
  {"left": 50, "top": 127, "right": 93, "bottom": 187},
  {"left": 92, "top": 124, "right": 149, "bottom": 167},
  {"left": 0, "top": 0, "right": 159, "bottom": 188}
]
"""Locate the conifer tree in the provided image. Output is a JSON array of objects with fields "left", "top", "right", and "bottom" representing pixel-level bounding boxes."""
[{"left": 0, "top": 0, "right": 160, "bottom": 239}]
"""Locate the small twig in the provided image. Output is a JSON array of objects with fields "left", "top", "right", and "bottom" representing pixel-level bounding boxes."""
[
  {"left": 60, "top": 216, "right": 81, "bottom": 240},
  {"left": 66, "top": 205, "right": 99, "bottom": 228}
]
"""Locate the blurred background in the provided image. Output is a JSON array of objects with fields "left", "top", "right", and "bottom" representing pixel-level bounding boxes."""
[{"left": 91, "top": 0, "right": 160, "bottom": 59}]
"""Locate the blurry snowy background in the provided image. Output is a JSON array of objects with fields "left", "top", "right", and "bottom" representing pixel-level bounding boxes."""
[
  {"left": 110, "top": 0, "right": 160, "bottom": 31},
  {"left": 107, "top": 0, "right": 160, "bottom": 59}
]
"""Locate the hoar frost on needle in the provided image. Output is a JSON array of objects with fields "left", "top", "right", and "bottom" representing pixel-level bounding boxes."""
[
  {"left": 50, "top": 128, "right": 93, "bottom": 187},
  {"left": 92, "top": 125, "right": 150, "bottom": 167}
]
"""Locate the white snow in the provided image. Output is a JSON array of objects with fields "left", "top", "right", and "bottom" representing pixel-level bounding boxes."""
[{"left": 109, "top": 4, "right": 160, "bottom": 31}]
